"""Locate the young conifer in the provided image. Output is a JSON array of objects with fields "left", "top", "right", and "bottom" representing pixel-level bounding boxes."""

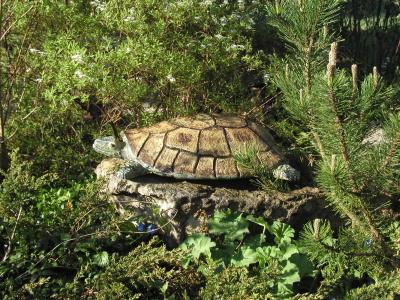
[{"left": 266, "top": 0, "right": 400, "bottom": 288}]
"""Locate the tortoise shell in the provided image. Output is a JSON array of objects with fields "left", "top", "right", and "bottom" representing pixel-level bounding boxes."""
[{"left": 122, "top": 114, "right": 286, "bottom": 179}]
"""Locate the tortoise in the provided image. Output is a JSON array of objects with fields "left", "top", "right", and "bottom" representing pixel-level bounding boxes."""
[{"left": 93, "top": 114, "right": 300, "bottom": 181}]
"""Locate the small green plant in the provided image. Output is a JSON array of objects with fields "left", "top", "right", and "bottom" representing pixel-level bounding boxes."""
[
  {"left": 181, "top": 210, "right": 313, "bottom": 298},
  {"left": 233, "top": 144, "right": 288, "bottom": 191},
  {"left": 60, "top": 238, "right": 202, "bottom": 299}
]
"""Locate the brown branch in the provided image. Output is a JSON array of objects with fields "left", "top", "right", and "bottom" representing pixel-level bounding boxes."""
[
  {"left": 0, "top": 5, "right": 34, "bottom": 42},
  {"left": 351, "top": 64, "right": 358, "bottom": 94},
  {"left": 2, "top": 206, "right": 22, "bottom": 262},
  {"left": 382, "top": 132, "right": 400, "bottom": 169}
]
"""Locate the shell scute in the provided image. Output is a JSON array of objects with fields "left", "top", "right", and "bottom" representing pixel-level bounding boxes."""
[
  {"left": 154, "top": 147, "right": 179, "bottom": 172},
  {"left": 137, "top": 133, "right": 164, "bottom": 166},
  {"left": 214, "top": 114, "right": 246, "bottom": 127},
  {"left": 141, "top": 121, "right": 177, "bottom": 133},
  {"left": 166, "top": 127, "right": 199, "bottom": 153},
  {"left": 257, "top": 150, "right": 283, "bottom": 169},
  {"left": 225, "top": 127, "right": 268, "bottom": 153},
  {"left": 199, "top": 128, "right": 230, "bottom": 157},
  {"left": 125, "top": 130, "right": 149, "bottom": 154},
  {"left": 215, "top": 157, "right": 238, "bottom": 178},
  {"left": 172, "top": 114, "right": 215, "bottom": 130},
  {"left": 195, "top": 156, "right": 215, "bottom": 177},
  {"left": 248, "top": 122, "right": 282, "bottom": 153},
  {"left": 174, "top": 151, "right": 198, "bottom": 174}
]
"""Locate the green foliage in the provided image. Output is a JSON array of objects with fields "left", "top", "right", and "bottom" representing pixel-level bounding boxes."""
[
  {"left": 181, "top": 234, "right": 216, "bottom": 268},
  {"left": 61, "top": 238, "right": 202, "bottom": 299},
  {"left": 0, "top": 152, "right": 140, "bottom": 299},
  {"left": 29, "top": 0, "right": 266, "bottom": 119},
  {"left": 181, "top": 210, "right": 314, "bottom": 298},
  {"left": 263, "top": 0, "right": 400, "bottom": 297},
  {"left": 0, "top": 0, "right": 399, "bottom": 298},
  {"left": 198, "top": 263, "right": 275, "bottom": 300},
  {"left": 267, "top": 0, "right": 343, "bottom": 57},
  {"left": 344, "top": 270, "right": 400, "bottom": 300},
  {"left": 233, "top": 144, "right": 287, "bottom": 191}
]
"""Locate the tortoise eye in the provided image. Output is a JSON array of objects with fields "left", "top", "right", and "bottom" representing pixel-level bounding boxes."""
[{"left": 110, "top": 143, "right": 116, "bottom": 148}]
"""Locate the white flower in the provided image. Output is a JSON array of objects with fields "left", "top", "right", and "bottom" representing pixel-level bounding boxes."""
[
  {"left": 90, "top": 0, "right": 106, "bottom": 12},
  {"left": 167, "top": 74, "right": 176, "bottom": 83},
  {"left": 263, "top": 74, "right": 270, "bottom": 83},
  {"left": 124, "top": 7, "right": 136, "bottom": 22},
  {"left": 228, "top": 44, "right": 245, "bottom": 51},
  {"left": 34, "top": 76, "right": 42, "bottom": 83},
  {"left": 71, "top": 54, "right": 84, "bottom": 64},
  {"left": 219, "top": 16, "right": 227, "bottom": 25},
  {"left": 74, "top": 70, "right": 85, "bottom": 79},
  {"left": 29, "top": 48, "right": 45, "bottom": 55},
  {"left": 215, "top": 34, "right": 224, "bottom": 40},
  {"left": 125, "top": 47, "right": 132, "bottom": 53},
  {"left": 124, "top": 15, "right": 135, "bottom": 22},
  {"left": 201, "top": 0, "right": 213, "bottom": 6}
]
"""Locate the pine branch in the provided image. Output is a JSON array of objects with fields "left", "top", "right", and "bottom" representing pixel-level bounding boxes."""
[
  {"left": 382, "top": 132, "right": 400, "bottom": 169},
  {"left": 327, "top": 84, "right": 352, "bottom": 167},
  {"left": 312, "top": 130, "right": 326, "bottom": 158},
  {"left": 330, "top": 187, "right": 398, "bottom": 266},
  {"left": 351, "top": 64, "right": 358, "bottom": 94},
  {"left": 304, "top": 37, "right": 313, "bottom": 95},
  {"left": 326, "top": 43, "right": 358, "bottom": 191}
]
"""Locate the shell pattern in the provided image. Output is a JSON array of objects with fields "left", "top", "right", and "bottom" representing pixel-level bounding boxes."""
[{"left": 122, "top": 114, "right": 286, "bottom": 179}]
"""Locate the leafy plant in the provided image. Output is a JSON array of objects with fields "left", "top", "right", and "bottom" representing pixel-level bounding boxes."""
[
  {"left": 181, "top": 210, "right": 314, "bottom": 298},
  {"left": 233, "top": 143, "right": 288, "bottom": 191},
  {"left": 60, "top": 238, "right": 202, "bottom": 299}
]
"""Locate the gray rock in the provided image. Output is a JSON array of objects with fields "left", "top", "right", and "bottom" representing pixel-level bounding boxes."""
[
  {"left": 362, "top": 128, "right": 386, "bottom": 146},
  {"left": 96, "top": 158, "right": 335, "bottom": 246}
]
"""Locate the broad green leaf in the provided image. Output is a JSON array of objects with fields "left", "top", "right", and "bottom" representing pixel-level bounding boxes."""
[
  {"left": 243, "top": 234, "right": 266, "bottom": 249},
  {"left": 256, "top": 246, "right": 279, "bottom": 268},
  {"left": 209, "top": 210, "right": 249, "bottom": 241},
  {"left": 93, "top": 251, "right": 109, "bottom": 267},
  {"left": 274, "top": 261, "right": 301, "bottom": 298},
  {"left": 271, "top": 221, "right": 294, "bottom": 245},
  {"left": 246, "top": 215, "right": 271, "bottom": 233},
  {"left": 231, "top": 245, "right": 258, "bottom": 267},
  {"left": 160, "top": 282, "right": 168, "bottom": 294},
  {"left": 280, "top": 260, "right": 301, "bottom": 286},
  {"left": 180, "top": 233, "right": 216, "bottom": 260},
  {"left": 289, "top": 253, "right": 314, "bottom": 277},
  {"left": 211, "top": 243, "right": 236, "bottom": 267},
  {"left": 279, "top": 243, "right": 298, "bottom": 260}
]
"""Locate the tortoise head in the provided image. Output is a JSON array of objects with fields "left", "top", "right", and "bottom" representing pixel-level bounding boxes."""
[{"left": 93, "top": 136, "right": 125, "bottom": 157}]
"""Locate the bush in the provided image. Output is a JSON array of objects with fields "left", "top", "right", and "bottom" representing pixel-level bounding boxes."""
[{"left": 61, "top": 238, "right": 203, "bottom": 299}]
